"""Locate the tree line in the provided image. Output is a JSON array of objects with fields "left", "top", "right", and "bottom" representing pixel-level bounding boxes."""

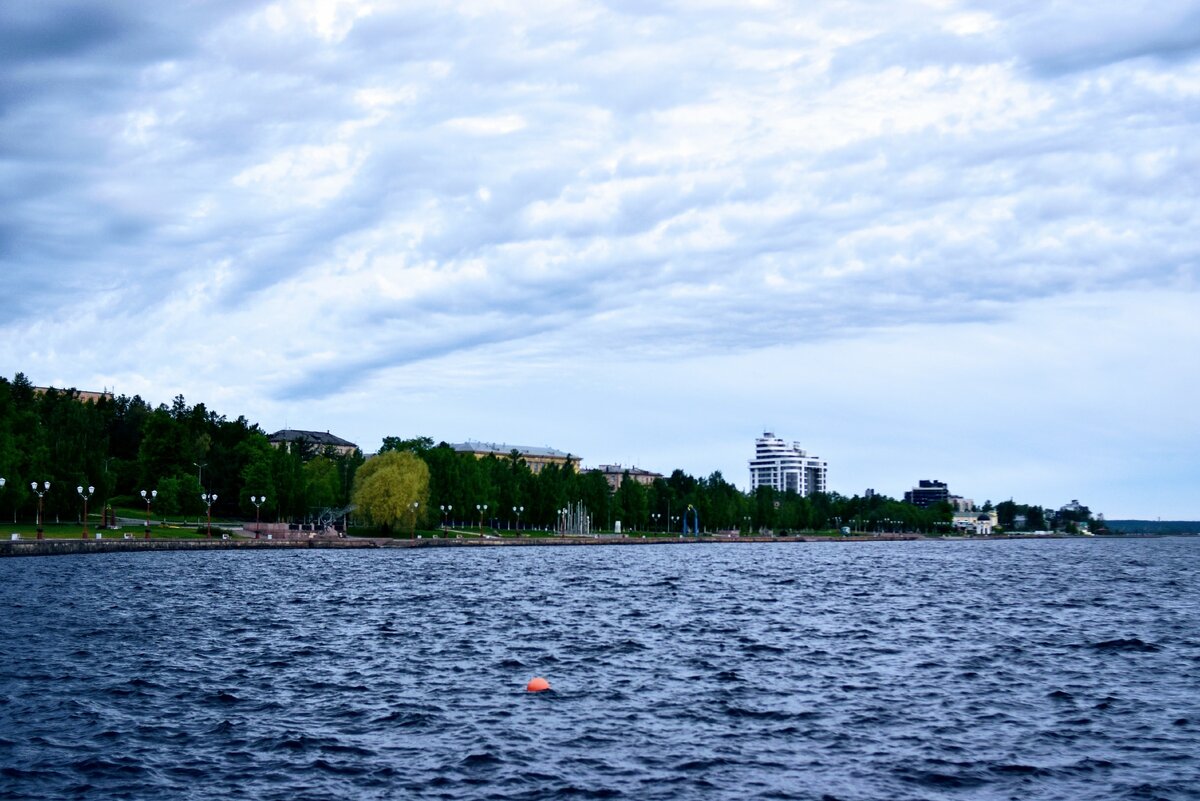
[
  {"left": 362, "top": 437, "right": 959, "bottom": 534},
  {"left": 0, "top": 373, "right": 362, "bottom": 524},
  {"left": 4, "top": 372, "right": 1087, "bottom": 534}
]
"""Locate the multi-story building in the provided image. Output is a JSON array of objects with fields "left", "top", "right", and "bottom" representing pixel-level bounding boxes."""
[
  {"left": 587, "top": 464, "right": 663, "bottom": 490},
  {"left": 748, "top": 432, "right": 828, "bottom": 496},
  {"left": 451, "top": 441, "right": 581, "bottom": 474},
  {"left": 949, "top": 495, "right": 975, "bottom": 512},
  {"left": 268, "top": 429, "right": 359, "bottom": 458},
  {"left": 34, "top": 386, "right": 115, "bottom": 404},
  {"left": 904, "top": 479, "right": 950, "bottom": 507}
]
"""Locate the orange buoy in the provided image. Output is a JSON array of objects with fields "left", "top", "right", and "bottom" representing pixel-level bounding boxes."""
[{"left": 526, "top": 677, "right": 550, "bottom": 693}]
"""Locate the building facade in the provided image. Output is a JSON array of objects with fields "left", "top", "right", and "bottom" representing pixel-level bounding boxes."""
[
  {"left": 588, "top": 464, "right": 663, "bottom": 490},
  {"left": 904, "top": 479, "right": 950, "bottom": 507},
  {"left": 451, "top": 441, "right": 581, "bottom": 474},
  {"left": 952, "top": 511, "right": 998, "bottom": 535},
  {"left": 268, "top": 429, "right": 359, "bottom": 457},
  {"left": 748, "top": 432, "right": 828, "bottom": 496},
  {"left": 34, "top": 386, "right": 114, "bottom": 404}
]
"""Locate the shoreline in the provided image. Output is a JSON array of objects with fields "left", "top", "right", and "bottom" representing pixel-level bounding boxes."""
[{"left": 0, "top": 532, "right": 1147, "bottom": 558}]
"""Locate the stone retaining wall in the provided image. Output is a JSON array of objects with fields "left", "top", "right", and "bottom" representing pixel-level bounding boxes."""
[
  {"left": 0, "top": 533, "right": 930, "bottom": 558},
  {"left": 0, "top": 538, "right": 378, "bottom": 558}
]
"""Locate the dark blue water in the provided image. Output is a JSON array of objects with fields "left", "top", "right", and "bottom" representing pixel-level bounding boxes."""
[{"left": 2, "top": 538, "right": 1198, "bottom": 800}]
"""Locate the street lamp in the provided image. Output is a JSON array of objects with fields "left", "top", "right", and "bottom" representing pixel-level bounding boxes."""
[
  {"left": 77, "top": 484, "right": 95, "bottom": 539},
  {"left": 651, "top": 512, "right": 660, "bottom": 532},
  {"left": 30, "top": 481, "right": 50, "bottom": 540},
  {"left": 513, "top": 505, "right": 524, "bottom": 536},
  {"left": 743, "top": 515, "right": 751, "bottom": 535},
  {"left": 410, "top": 501, "right": 419, "bottom": 538},
  {"left": 250, "top": 495, "right": 266, "bottom": 538},
  {"left": 201, "top": 492, "right": 217, "bottom": 538},
  {"left": 440, "top": 504, "right": 447, "bottom": 529},
  {"left": 140, "top": 489, "right": 157, "bottom": 531},
  {"left": 140, "top": 489, "right": 157, "bottom": 539},
  {"left": 476, "top": 503, "right": 487, "bottom": 533}
]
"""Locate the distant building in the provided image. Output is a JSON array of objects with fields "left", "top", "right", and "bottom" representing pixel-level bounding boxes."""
[
  {"left": 452, "top": 441, "right": 581, "bottom": 474},
  {"left": 588, "top": 464, "right": 663, "bottom": 490},
  {"left": 268, "top": 429, "right": 358, "bottom": 457},
  {"left": 748, "top": 432, "right": 828, "bottom": 496},
  {"left": 949, "top": 495, "right": 975, "bottom": 512},
  {"left": 953, "top": 511, "right": 998, "bottom": 535},
  {"left": 904, "top": 480, "right": 950, "bottom": 508},
  {"left": 34, "top": 386, "right": 114, "bottom": 404}
]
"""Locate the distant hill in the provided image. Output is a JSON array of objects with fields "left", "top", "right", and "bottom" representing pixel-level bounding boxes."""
[{"left": 1104, "top": 520, "right": 1200, "bottom": 535}]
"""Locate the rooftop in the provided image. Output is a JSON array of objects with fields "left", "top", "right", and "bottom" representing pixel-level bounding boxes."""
[
  {"left": 268, "top": 429, "right": 357, "bottom": 449},
  {"left": 591, "top": 464, "right": 662, "bottom": 477},
  {"left": 452, "top": 441, "right": 579, "bottom": 460}
]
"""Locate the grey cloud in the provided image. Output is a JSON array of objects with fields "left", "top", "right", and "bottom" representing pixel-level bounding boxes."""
[
  {"left": 0, "top": 4, "right": 152, "bottom": 65},
  {"left": 998, "top": 2, "right": 1200, "bottom": 75}
]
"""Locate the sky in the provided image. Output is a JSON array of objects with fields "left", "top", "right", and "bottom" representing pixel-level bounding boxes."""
[{"left": 2, "top": 0, "right": 1198, "bottom": 519}]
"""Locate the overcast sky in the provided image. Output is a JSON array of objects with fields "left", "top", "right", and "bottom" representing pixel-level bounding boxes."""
[{"left": 3, "top": 0, "right": 1198, "bottom": 519}]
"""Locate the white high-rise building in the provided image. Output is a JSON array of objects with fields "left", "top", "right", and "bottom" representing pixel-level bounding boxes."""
[{"left": 749, "top": 432, "right": 828, "bottom": 496}]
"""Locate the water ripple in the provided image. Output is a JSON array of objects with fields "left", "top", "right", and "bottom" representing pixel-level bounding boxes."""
[{"left": 2, "top": 538, "right": 1199, "bottom": 799}]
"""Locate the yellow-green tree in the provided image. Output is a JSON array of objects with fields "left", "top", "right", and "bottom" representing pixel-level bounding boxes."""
[{"left": 351, "top": 450, "right": 429, "bottom": 535}]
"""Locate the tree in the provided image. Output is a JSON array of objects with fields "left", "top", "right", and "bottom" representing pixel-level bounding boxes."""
[
  {"left": 238, "top": 434, "right": 276, "bottom": 516},
  {"left": 303, "top": 455, "right": 340, "bottom": 511},
  {"left": 352, "top": 451, "right": 430, "bottom": 535},
  {"left": 380, "top": 436, "right": 434, "bottom": 456},
  {"left": 615, "top": 473, "right": 648, "bottom": 531}
]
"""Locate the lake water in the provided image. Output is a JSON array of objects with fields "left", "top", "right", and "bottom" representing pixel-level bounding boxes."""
[{"left": 1, "top": 538, "right": 1198, "bottom": 800}]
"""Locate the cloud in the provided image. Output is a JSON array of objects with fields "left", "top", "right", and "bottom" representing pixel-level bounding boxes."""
[
  {"left": 2, "top": 0, "right": 1198, "bottom": 515},
  {"left": 1002, "top": 1, "right": 1200, "bottom": 75}
]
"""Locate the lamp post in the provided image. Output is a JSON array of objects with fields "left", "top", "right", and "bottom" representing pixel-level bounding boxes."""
[
  {"left": 140, "top": 489, "right": 157, "bottom": 539},
  {"left": 410, "top": 501, "right": 419, "bottom": 538},
  {"left": 476, "top": 503, "right": 487, "bottom": 534},
  {"left": 201, "top": 492, "right": 217, "bottom": 538},
  {"left": 77, "top": 484, "right": 95, "bottom": 539},
  {"left": 651, "top": 512, "right": 660, "bottom": 532},
  {"left": 440, "top": 504, "right": 447, "bottom": 529},
  {"left": 513, "top": 505, "right": 524, "bottom": 536},
  {"left": 743, "top": 515, "right": 751, "bottom": 535},
  {"left": 250, "top": 495, "right": 266, "bottom": 538},
  {"left": 30, "top": 481, "right": 50, "bottom": 540}
]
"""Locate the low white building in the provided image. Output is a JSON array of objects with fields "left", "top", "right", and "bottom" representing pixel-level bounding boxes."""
[
  {"left": 953, "top": 511, "right": 998, "bottom": 535},
  {"left": 749, "top": 432, "right": 827, "bottom": 496}
]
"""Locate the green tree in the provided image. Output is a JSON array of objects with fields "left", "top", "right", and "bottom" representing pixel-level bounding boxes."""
[
  {"left": 238, "top": 434, "right": 277, "bottom": 516},
  {"left": 303, "top": 455, "right": 340, "bottom": 511},
  {"left": 155, "top": 476, "right": 182, "bottom": 516},
  {"left": 615, "top": 474, "right": 649, "bottom": 531},
  {"left": 380, "top": 436, "right": 434, "bottom": 456},
  {"left": 352, "top": 451, "right": 430, "bottom": 535}
]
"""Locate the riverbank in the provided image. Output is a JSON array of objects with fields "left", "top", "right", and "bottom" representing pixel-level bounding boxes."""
[{"left": 0, "top": 531, "right": 1123, "bottom": 557}]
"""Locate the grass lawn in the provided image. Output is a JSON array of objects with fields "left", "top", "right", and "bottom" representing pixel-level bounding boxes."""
[{"left": 4, "top": 518, "right": 234, "bottom": 540}]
